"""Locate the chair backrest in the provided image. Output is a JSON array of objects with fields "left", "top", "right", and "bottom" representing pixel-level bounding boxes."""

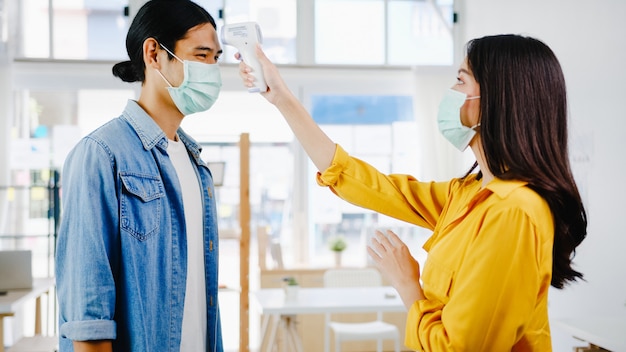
[
  {"left": 323, "top": 268, "right": 382, "bottom": 288},
  {"left": 269, "top": 240, "right": 284, "bottom": 269}
]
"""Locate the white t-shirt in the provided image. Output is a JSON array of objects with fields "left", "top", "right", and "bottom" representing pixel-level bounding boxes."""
[{"left": 167, "top": 137, "right": 206, "bottom": 352}]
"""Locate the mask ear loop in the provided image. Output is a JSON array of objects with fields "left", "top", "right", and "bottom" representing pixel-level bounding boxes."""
[
  {"left": 154, "top": 43, "right": 183, "bottom": 88},
  {"left": 155, "top": 69, "right": 173, "bottom": 87},
  {"left": 466, "top": 95, "right": 481, "bottom": 130},
  {"left": 159, "top": 43, "right": 184, "bottom": 63}
]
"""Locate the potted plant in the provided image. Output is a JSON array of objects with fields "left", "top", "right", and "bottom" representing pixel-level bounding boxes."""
[
  {"left": 283, "top": 276, "right": 299, "bottom": 300},
  {"left": 328, "top": 236, "right": 347, "bottom": 267}
]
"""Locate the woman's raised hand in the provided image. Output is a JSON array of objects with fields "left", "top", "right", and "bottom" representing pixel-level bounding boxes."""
[{"left": 237, "top": 45, "right": 292, "bottom": 106}]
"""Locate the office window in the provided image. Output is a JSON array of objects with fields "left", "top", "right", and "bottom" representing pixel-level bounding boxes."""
[
  {"left": 19, "top": 0, "right": 50, "bottom": 58},
  {"left": 19, "top": 0, "right": 128, "bottom": 60},
  {"left": 308, "top": 94, "right": 429, "bottom": 268},
  {"left": 220, "top": 0, "right": 297, "bottom": 64},
  {"left": 16, "top": 0, "right": 452, "bottom": 65},
  {"left": 0, "top": 0, "right": 7, "bottom": 45},
  {"left": 311, "top": 95, "right": 414, "bottom": 124},
  {"left": 17, "top": 0, "right": 296, "bottom": 63},
  {"left": 387, "top": 0, "right": 454, "bottom": 65},
  {"left": 315, "top": 0, "right": 385, "bottom": 65},
  {"left": 315, "top": 0, "right": 454, "bottom": 66}
]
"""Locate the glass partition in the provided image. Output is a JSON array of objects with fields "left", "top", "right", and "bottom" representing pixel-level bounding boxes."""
[
  {"left": 17, "top": 0, "right": 454, "bottom": 65},
  {"left": 308, "top": 94, "right": 430, "bottom": 268},
  {"left": 315, "top": 0, "right": 454, "bottom": 65}
]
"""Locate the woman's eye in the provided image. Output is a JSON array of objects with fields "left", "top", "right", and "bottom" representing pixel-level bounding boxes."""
[{"left": 456, "top": 77, "right": 464, "bottom": 85}]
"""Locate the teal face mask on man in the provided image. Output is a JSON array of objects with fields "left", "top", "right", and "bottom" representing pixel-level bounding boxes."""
[
  {"left": 437, "top": 88, "right": 481, "bottom": 151},
  {"left": 156, "top": 44, "right": 222, "bottom": 116}
]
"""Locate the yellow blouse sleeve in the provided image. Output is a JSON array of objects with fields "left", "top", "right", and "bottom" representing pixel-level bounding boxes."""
[
  {"left": 405, "top": 206, "right": 552, "bottom": 351},
  {"left": 316, "top": 144, "right": 452, "bottom": 230}
]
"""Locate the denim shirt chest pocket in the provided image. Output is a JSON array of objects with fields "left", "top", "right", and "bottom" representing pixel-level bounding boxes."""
[{"left": 120, "top": 172, "right": 165, "bottom": 241}]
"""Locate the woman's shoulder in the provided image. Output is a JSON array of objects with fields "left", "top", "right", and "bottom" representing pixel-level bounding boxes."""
[
  {"left": 449, "top": 173, "right": 481, "bottom": 190},
  {"left": 486, "top": 178, "right": 552, "bottom": 227}
]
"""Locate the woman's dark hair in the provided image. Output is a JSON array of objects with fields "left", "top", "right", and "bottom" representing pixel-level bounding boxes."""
[
  {"left": 112, "top": 0, "right": 216, "bottom": 83},
  {"left": 463, "top": 34, "right": 587, "bottom": 289}
]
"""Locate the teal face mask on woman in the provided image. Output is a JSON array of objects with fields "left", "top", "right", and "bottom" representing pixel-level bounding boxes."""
[
  {"left": 156, "top": 44, "right": 222, "bottom": 115},
  {"left": 437, "top": 88, "right": 481, "bottom": 151}
]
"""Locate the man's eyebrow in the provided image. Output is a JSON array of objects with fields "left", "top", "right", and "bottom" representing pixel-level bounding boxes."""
[{"left": 195, "top": 46, "right": 223, "bottom": 54}]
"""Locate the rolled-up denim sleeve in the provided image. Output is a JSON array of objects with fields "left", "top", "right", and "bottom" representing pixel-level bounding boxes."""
[{"left": 56, "top": 136, "right": 119, "bottom": 342}]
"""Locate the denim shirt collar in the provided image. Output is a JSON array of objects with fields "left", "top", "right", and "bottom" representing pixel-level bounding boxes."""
[
  {"left": 177, "top": 129, "right": 204, "bottom": 166},
  {"left": 121, "top": 100, "right": 203, "bottom": 165}
]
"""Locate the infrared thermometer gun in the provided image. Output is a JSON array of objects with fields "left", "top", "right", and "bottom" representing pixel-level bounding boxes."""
[{"left": 221, "top": 22, "right": 268, "bottom": 93}]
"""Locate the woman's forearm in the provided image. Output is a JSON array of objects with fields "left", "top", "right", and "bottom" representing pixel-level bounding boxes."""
[
  {"left": 246, "top": 45, "right": 336, "bottom": 172},
  {"left": 274, "top": 92, "right": 336, "bottom": 172},
  {"left": 396, "top": 282, "right": 425, "bottom": 310}
]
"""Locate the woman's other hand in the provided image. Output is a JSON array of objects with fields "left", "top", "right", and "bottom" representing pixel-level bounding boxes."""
[{"left": 368, "top": 229, "right": 425, "bottom": 309}]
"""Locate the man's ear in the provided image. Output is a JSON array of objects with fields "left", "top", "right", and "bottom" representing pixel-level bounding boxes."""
[{"left": 143, "top": 38, "right": 160, "bottom": 69}]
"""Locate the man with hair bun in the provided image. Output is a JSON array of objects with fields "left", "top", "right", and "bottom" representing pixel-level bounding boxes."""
[{"left": 56, "top": 1, "right": 225, "bottom": 351}]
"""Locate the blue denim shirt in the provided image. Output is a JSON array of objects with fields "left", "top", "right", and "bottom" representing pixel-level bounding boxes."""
[{"left": 56, "top": 100, "right": 223, "bottom": 352}]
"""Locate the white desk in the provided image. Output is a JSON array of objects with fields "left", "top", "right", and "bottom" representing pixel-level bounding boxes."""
[
  {"left": 252, "top": 286, "right": 405, "bottom": 352},
  {"left": 0, "top": 278, "right": 55, "bottom": 352},
  {"left": 553, "top": 317, "right": 626, "bottom": 352}
]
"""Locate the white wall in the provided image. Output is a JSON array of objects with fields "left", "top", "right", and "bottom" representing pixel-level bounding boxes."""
[{"left": 460, "top": 0, "right": 626, "bottom": 349}]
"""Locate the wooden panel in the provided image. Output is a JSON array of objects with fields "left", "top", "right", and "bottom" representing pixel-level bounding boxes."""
[{"left": 239, "top": 133, "right": 250, "bottom": 352}]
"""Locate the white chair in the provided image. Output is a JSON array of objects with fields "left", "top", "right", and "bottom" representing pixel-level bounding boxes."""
[{"left": 323, "top": 268, "right": 401, "bottom": 352}]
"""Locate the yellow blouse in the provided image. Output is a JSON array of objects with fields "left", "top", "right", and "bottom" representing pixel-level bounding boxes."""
[{"left": 317, "top": 145, "right": 554, "bottom": 351}]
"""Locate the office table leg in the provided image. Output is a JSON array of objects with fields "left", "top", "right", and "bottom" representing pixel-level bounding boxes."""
[
  {"left": 35, "top": 295, "right": 42, "bottom": 335},
  {"left": 324, "top": 313, "right": 330, "bottom": 352},
  {"left": 266, "top": 314, "right": 280, "bottom": 352},
  {"left": 1, "top": 313, "right": 15, "bottom": 352},
  {"left": 261, "top": 314, "right": 303, "bottom": 352},
  {"left": 284, "top": 315, "right": 303, "bottom": 352},
  {"left": 281, "top": 316, "right": 293, "bottom": 352},
  {"left": 260, "top": 314, "right": 270, "bottom": 349}
]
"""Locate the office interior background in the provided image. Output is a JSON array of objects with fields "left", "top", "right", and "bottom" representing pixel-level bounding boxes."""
[{"left": 0, "top": 0, "right": 624, "bottom": 351}]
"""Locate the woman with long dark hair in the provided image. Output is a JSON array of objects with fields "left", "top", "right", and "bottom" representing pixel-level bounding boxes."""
[
  {"left": 464, "top": 35, "right": 586, "bottom": 290},
  {"left": 238, "top": 34, "right": 586, "bottom": 350}
]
